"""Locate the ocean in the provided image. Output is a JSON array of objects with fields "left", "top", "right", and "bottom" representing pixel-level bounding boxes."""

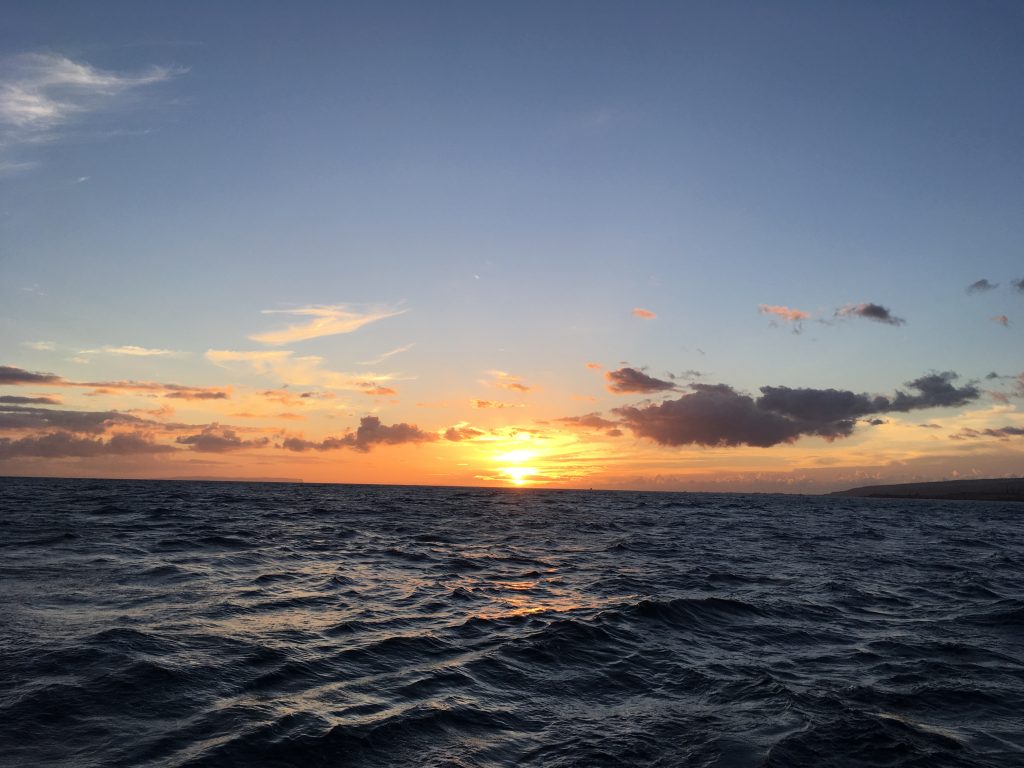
[{"left": 1, "top": 477, "right": 1021, "bottom": 767}]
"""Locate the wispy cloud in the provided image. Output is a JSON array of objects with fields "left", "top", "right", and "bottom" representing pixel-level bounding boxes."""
[
  {"left": 358, "top": 343, "right": 413, "bottom": 366},
  {"left": 206, "top": 349, "right": 396, "bottom": 392},
  {"left": 632, "top": 308, "right": 656, "bottom": 319},
  {"left": 993, "top": 315, "right": 1010, "bottom": 328},
  {"left": 250, "top": 304, "right": 405, "bottom": 345},
  {"left": 0, "top": 364, "right": 229, "bottom": 399},
  {"left": 0, "top": 53, "right": 183, "bottom": 164},
  {"left": 78, "top": 345, "right": 178, "bottom": 357},
  {"left": 21, "top": 341, "right": 55, "bottom": 351}
]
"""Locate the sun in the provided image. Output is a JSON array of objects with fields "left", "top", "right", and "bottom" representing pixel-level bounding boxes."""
[{"left": 501, "top": 465, "right": 535, "bottom": 486}]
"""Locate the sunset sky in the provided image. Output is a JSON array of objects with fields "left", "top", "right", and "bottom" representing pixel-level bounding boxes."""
[{"left": 2, "top": 2, "right": 1022, "bottom": 491}]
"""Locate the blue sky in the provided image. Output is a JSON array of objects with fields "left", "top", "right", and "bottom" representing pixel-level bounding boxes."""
[{"left": 1, "top": 2, "right": 1022, "bottom": 488}]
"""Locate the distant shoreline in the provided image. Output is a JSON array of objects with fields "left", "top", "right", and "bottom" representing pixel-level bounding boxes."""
[{"left": 831, "top": 477, "right": 1024, "bottom": 503}]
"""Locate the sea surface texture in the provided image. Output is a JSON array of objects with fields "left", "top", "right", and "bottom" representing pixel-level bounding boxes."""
[{"left": 1, "top": 478, "right": 1022, "bottom": 767}]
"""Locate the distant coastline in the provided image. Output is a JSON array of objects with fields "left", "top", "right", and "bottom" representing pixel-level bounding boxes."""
[{"left": 831, "top": 477, "right": 1024, "bottom": 503}]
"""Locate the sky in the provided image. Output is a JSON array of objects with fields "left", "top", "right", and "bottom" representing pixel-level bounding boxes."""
[{"left": 1, "top": 1, "right": 1023, "bottom": 491}]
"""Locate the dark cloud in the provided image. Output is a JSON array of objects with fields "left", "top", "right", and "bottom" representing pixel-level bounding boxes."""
[
  {"left": 164, "top": 389, "right": 230, "bottom": 400},
  {"left": 1013, "top": 278, "right": 1024, "bottom": 293},
  {"left": 281, "top": 416, "right": 436, "bottom": 453},
  {"left": 993, "top": 315, "right": 1010, "bottom": 327},
  {"left": 757, "top": 386, "right": 888, "bottom": 424},
  {"left": 0, "top": 404, "right": 144, "bottom": 434},
  {"left": 443, "top": 426, "right": 485, "bottom": 441},
  {"left": 887, "top": 372, "right": 979, "bottom": 411},
  {"left": 175, "top": 424, "right": 270, "bottom": 452},
  {"left": 615, "top": 384, "right": 809, "bottom": 447},
  {"left": 605, "top": 367, "right": 676, "bottom": 395},
  {"left": 613, "top": 372, "right": 981, "bottom": 449},
  {"left": 0, "top": 366, "right": 63, "bottom": 385},
  {"left": 0, "top": 395, "right": 60, "bottom": 404},
  {"left": 951, "top": 426, "right": 1024, "bottom": 440},
  {"left": 0, "top": 366, "right": 228, "bottom": 399},
  {"left": 966, "top": 279, "right": 999, "bottom": 294},
  {"left": 835, "top": 303, "right": 906, "bottom": 326},
  {"left": 0, "top": 431, "right": 175, "bottom": 459}
]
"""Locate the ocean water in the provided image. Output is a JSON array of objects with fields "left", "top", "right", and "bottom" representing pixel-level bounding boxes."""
[{"left": 1, "top": 478, "right": 1022, "bottom": 767}]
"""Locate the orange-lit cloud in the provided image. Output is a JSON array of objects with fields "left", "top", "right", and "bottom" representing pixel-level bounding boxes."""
[
  {"left": 250, "top": 304, "right": 405, "bottom": 345},
  {"left": 488, "top": 371, "right": 534, "bottom": 393},
  {"left": 632, "top": 308, "right": 656, "bottom": 319},
  {"left": 758, "top": 304, "right": 809, "bottom": 323},
  {"left": 993, "top": 315, "right": 1010, "bottom": 327},
  {"left": 585, "top": 362, "right": 603, "bottom": 370},
  {"left": 472, "top": 399, "right": 521, "bottom": 409}
]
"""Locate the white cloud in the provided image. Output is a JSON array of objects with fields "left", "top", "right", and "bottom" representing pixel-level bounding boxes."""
[
  {"left": 22, "top": 340, "right": 55, "bottom": 351},
  {"left": 0, "top": 53, "right": 183, "bottom": 165},
  {"left": 79, "top": 345, "right": 178, "bottom": 357},
  {"left": 250, "top": 304, "right": 406, "bottom": 345}
]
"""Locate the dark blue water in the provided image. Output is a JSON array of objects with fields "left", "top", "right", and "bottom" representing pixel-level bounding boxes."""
[{"left": 1, "top": 478, "right": 1022, "bottom": 767}]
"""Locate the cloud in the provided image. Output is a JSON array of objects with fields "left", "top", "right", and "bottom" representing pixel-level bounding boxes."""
[
  {"left": 0, "top": 365, "right": 230, "bottom": 399},
  {"left": 250, "top": 305, "right": 405, "bottom": 345},
  {"left": 0, "top": 404, "right": 146, "bottom": 433},
  {"left": 175, "top": 425, "right": 270, "bottom": 453},
  {"left": 471, "top": 399, "right": 521, "bottom": 409},
  {"left": 0, "top": 365, "right": 62, "bottom": 385},
  {"left": 358, "top": 344, "right": 413, "bottom": 366},
  {"left": 585, "top": 362, "right": 603, "bottom": 370},
  {"left": 0, "top": 395, "right": 60, "bottom": 405},
  {"left": 361, "top": 385, "right": 397, "bottom": 396},
  {"left": 966, "top": 279, "right": 999, "bottom": 294},
  {"left": 21, "top": 341, "right": 55, "bottom": 351},
  {"left": 993, "top": 315, "right": 1010, "bottom": 327},
  {"left": 0, "top": 431, "right": 174, "bottom": 459},
  {"left": 281, "top": 416, "right": 436, "bottom": 453},
  {"left": 605, "top": 367, "right": 676, "bottom": 394},
  {"left": 206, "top": 349, "right": 392, "bottom": 392},
  {"left": 951, "top": 426, "right": 1024, "bottom": 440},
  {"left": 488, "top": 371, "right": 534, "bottom": 393},
  {"left": 835, "top": 303, "right": 905, "bottom": 326},
  {"left": 616, "top": 384, "right": 810, "bottom": 448},
  {"left": 555, "top": 413, "right": 621, "bottom": 435},
  {"left": 758, "top": 304, "right": 810, "bottom": 326},
  {"left": 443, "top": 425, "right": 486, "bottom": 441},
  {"left": 632, "top": 308, "right": 656, "bottom": 319},
  {"left": 756, "top": 386, "right": 888, "bottom": 426},
  {"left": 613, "top": 372, "right": 981, "bottom": 449},
  {"left": 164, "top": 389, "right": 229, "bottom": 400},
  {"left": 886, "top": 372, "right": 979, "bottom": 411},
  {"left": 78, "top": 345, "right": 177, "bottom": 357},
  {"left": 1012, "top": 278, "right": 1024, "bottom": 293},
  {"left": 0, "top": 53, "right": 182, "bottom": 164}
]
